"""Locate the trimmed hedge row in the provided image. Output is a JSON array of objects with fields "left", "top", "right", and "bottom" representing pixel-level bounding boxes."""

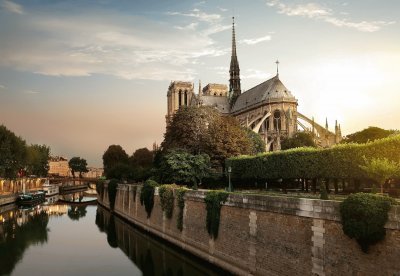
[{"left": 226, "top": 135, "right": 400, "bottom": 180}]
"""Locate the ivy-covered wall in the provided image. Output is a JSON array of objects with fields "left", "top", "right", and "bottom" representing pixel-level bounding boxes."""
[
  {"left": 226, "top": 135, "right": 400, "bottom": 181},
  {"left": 98, "top": 184, "right": 400, "bottom": 276}
]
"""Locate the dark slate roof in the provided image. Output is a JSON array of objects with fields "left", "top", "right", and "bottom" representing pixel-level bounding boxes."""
[
  {"left": 191, "top": 95, "right": 230, "bottom": 114},
  {"left": 231, "top": 75, "right": 297, "bottom": 113}
]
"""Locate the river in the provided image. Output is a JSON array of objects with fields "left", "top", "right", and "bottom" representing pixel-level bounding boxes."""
[{"left": 0, "top": 198, "right": 228, "bottom": 276}]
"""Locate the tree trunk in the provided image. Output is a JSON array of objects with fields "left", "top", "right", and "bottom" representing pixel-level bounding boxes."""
[
  {"left": 312, "top": 179, "right": 317, "bottom": 194},
  {"left": 334, "top": 179, "right": 338, "bottom": 194}
]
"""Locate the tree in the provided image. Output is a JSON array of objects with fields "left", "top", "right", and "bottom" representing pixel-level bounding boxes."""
[
  {"left": 26, "top": 144, "right": 50, "bottom": 177},
  {"left": 343, "top": 126, "right": 397, "bottom": 144},
  {"left": 130, "top": 148, "right": 153, "bottom": 168},
  {"left": 162, "top": 106, "right": 220, "bottom": 154},
  {"left": 243, "top": 127, "right": 266, "bottom": 155},
  {"left": 68, "top": 157, "right": 89, "bottom": 178},
  {"left": 281, "top": 132, "right": 316, "bottom": 150},
  {"left": 162, "top": 106, "right": 253, "bottom": 168},
  {"left": 205, "top": 116, "right": 252, "bottom": 167},
  {"left": 360, "top": 157, "right": 400, "bottom": 194},
  {"left": 160, "top": 150, "right": 211, "bottom": 189},
  {"left": 0, "top": 125, "right": 27, "bottom": 178},
  {"left": 103, "top": 145, "right": 129, "bottom": 178}
]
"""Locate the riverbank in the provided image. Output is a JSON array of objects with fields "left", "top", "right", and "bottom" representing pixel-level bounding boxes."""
[{"left": 98, "top": 183, "right": 400, "bottom": 276}]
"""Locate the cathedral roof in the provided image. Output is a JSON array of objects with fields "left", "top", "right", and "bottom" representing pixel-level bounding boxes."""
[
  {"left": 231, "top": 75, "right": 297, "bottom": 113},
  {"left": 199, "top": 95, "right": 230, "bottom": 114}
]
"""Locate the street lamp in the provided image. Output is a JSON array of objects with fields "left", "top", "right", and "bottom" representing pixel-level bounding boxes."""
[{"left": 228, "top": 166, "right": 232, "bottom": 192}]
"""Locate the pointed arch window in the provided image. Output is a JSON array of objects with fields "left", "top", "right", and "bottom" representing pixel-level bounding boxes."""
[
  {"left": 178, "top": 90, "right": 182, "bottom": 107},
  {"left": 273, "top": 110, "right": 281, "bottom": 131}
]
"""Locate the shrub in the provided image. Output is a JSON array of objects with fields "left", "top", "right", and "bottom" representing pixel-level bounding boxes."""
[
  {"left": 204, "top": 191, "right": 229, "bottom": 239},
  {"left": 340, "top": 193, "right": 392, "bottom": 253},
  {"left": 96, "top": 180, "right": 105, "bottom": 199},
  {"left": 176, "top": 187, "right": 188, "bottom": 231},
  {"left": 226, "top": 135, "right": 400, "bottom": 182},
  {"left": 108, "top": 179, "right": 118, "bottom": 210},
  {"left": 140, "top": 180, "right": 158, "bottom": 218},
  {"left": 159, "top": 184, "right": 175, "bottom": 219}
]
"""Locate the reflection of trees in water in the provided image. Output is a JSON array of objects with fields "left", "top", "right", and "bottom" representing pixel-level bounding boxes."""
[
  {"left": 95, "top": 206, "right": 224, "bottom": 276},
  {"left": 107, "top": 215, "right": 118, "bottom": 248},
  {"left": 67, "top": 206, "right": 87, "bottom": 221},
  {"left": 0, "top": 211, "right": 49, "bottom": 275}
]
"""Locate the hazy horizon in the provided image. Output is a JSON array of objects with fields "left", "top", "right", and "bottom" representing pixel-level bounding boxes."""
[{"left": 1, "top": 0, "right": 399, "bottom": 166}]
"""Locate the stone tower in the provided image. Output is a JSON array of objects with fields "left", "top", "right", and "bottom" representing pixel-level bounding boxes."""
[
  {"left": 166, "top": 81, "right": 194, "bottom": 123},
  {"left": 229, "top": 17, "right": 241, "bottom": 107}
]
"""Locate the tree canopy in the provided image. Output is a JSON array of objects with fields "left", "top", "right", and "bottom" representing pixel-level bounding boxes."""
[
  {"left": 159, "top": 150, "right": 211, "bottom": 188},
  {"left": 281, "top": 132, "right": 316, "bottom": 150},
  {"left": 162, "top": 106, "right": 256, "bottom": 168},
  {"left": 68, "top": 157, "right": 89, "bottom": 178},
  {"left": 130, "top": 148, "right": 153, "bottom": 168},
  {"left": 0, "top": 125, "right": 27, "bottom": 178},
  {"left": 102, "top": 145, "right": 129, "bottom": 178},
  {"left": 26, "top": 144, "right": 50, "bottom": 177},
  {"left": 343, "top": 126, "right": 397, "bottom": 144}
]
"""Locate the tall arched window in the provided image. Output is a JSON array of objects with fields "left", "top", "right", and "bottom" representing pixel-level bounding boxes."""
[
  {"left": 273, "top": 110, "right": 281, "bottom": 131},
  {"left": 178, "top": 90, "right": 182, "bottom": 107},
  {"left": 184, "top": 90, "right": 188, "bottom": 106}
]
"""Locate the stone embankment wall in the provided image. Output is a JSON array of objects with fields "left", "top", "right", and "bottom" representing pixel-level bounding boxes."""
[
  {"left": 0, "top": 178, "right": 44, "bottom": 194},
  {"left": 98, "top": 184, "right": 400, "bottom": 276}
]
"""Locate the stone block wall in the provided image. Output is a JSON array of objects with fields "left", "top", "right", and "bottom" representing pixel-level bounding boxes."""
[{"left": 99, "top": 184, "right": 400, "bottom": 276}]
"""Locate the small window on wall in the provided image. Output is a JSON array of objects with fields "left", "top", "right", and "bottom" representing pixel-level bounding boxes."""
[{"left": 273, "top": 110, "right": 281, "bottom": 130}]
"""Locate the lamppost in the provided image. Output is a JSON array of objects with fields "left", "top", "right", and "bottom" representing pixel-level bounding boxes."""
[{"left": 228, "top": 166, "right": 232, "bottom": 192}]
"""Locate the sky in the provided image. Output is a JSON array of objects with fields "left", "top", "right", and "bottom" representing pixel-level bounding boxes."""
[{"left": 0, "top": 0, "right": 399, "bottom": 167}]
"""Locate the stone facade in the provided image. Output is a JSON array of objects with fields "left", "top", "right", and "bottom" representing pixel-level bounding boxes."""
[{"left": 99, "top": 184, "right": 400, "bottom": 276}]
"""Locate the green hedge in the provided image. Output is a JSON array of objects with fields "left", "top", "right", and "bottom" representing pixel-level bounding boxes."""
[
  {"left": 226, "top": 135, "right": 400, "bottom": 181},
  {"left": 108, "top": 179, "right": 118, "bottom": 210},
  {"left": 140, "top": 180, "right": 158, "bottom": 218}
]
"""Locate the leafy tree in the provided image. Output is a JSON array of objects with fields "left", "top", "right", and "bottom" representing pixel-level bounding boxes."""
[
  {"left": 26, "top": 144, "right": 50, "bottom": 177},
  {"left": 360, "top": 157, "right": 400, "bottom": 194},
  {"left": 130, "top": 148, "right": 153, "bottom": 168},
  {"left": 103, "top": 145, "right": 129, "bottom": 178},
  {"left": 281, "top": 132, "right": 316, "bottom": 150},
  {"left": 68, "top": 157, "right": 89, "bottom": 178},
  {"left": 343, "top": 126, "right": 397, "bottom": 144},
  {"left": 107, "top": 163, "right": 133, "bottom": 182},
  {"left": 160, "top": 150, "right": 211, "bottom": 189},
  {"left": 204, "top": 116, "right": 251, "bottom": 167},
  {"left": 244, "top": 127, "right": 266, "bottom": 155},
  {"left": 162, "top": 106, "right": 220, "bottom": 154},
  {"left": 0, "top": 125, "right": 27, "bottom": 178}
]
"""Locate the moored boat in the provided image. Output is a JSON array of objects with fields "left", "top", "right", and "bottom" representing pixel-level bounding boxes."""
[
  {"left": 17, "top": 191, "right": 45, "bottom": 206},
  {"left": 42, "top": 180, "right": 60, "bottom": 196}
]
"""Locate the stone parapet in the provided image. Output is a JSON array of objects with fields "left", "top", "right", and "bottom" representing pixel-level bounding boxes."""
[{"left": 98, "top": 184, "right": 400, "bottom": 276}]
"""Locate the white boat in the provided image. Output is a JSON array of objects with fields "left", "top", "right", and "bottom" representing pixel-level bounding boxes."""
[{"left": 42, "top": 179, "right": 60, "bottom": 197}]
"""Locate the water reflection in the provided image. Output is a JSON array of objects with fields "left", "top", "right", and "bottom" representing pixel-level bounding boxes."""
[
  {"left": 0, "top": 205, "right": 67, "bottom": 275},
  {"left": 96, "top": 206, "right": 228, "bottom": 276},
  {"left": 67, "top": 205, "right": 88, "bottom": 221}
]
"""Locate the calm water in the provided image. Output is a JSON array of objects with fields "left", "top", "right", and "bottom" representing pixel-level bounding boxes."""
[{"left": 0, "top": 200, "right": 227, "bottom": 276}]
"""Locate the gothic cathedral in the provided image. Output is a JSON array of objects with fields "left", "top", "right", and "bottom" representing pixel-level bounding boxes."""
[{"left": 166, "top": 17, "right": 342, "bottom": 151}]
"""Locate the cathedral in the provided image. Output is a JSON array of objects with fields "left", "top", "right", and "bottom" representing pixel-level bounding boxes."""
[{"left": 166, "top": 18, "right": 342, "bottom": 151}]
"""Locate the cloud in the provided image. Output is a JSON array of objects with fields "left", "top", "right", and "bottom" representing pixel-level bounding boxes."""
[
  {"left": 175, "top": 22, "right": 198, "bottom": 31},
  {"left": 266, "top": 0, "right": 395, "bottom": 32},
  {"left": 218, "top": 7, "right": 228, "bottom": 12},
  {"left": 0, "top": 84, "right": 5, "bottom": 89},
  {"left": 0, "top": 9, "right": 230, "bottom": 81},
  {"left": 167, "top": 9, "right": 222, "bottom": 23},
  {"left": 23, "top": 90, "right": 40, "bottom": 94},
  {"left": 1, "top": 0, "right": 24, "bottom": 14},
  {"left": 240, "top": 35, "right": 272, "bottom": 45}
]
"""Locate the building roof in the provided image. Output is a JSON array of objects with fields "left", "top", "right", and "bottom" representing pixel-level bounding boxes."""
[
  {"left": 231, "top": 75, "right": 297, "bottom": 113},
  {"left": 198, "top": 95, "right": 230, "bottom": 114}
]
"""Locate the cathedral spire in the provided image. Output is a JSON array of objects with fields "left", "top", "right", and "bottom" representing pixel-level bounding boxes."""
[{"left": 229, "top": 16, "right": 241, "bottom": 107}]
